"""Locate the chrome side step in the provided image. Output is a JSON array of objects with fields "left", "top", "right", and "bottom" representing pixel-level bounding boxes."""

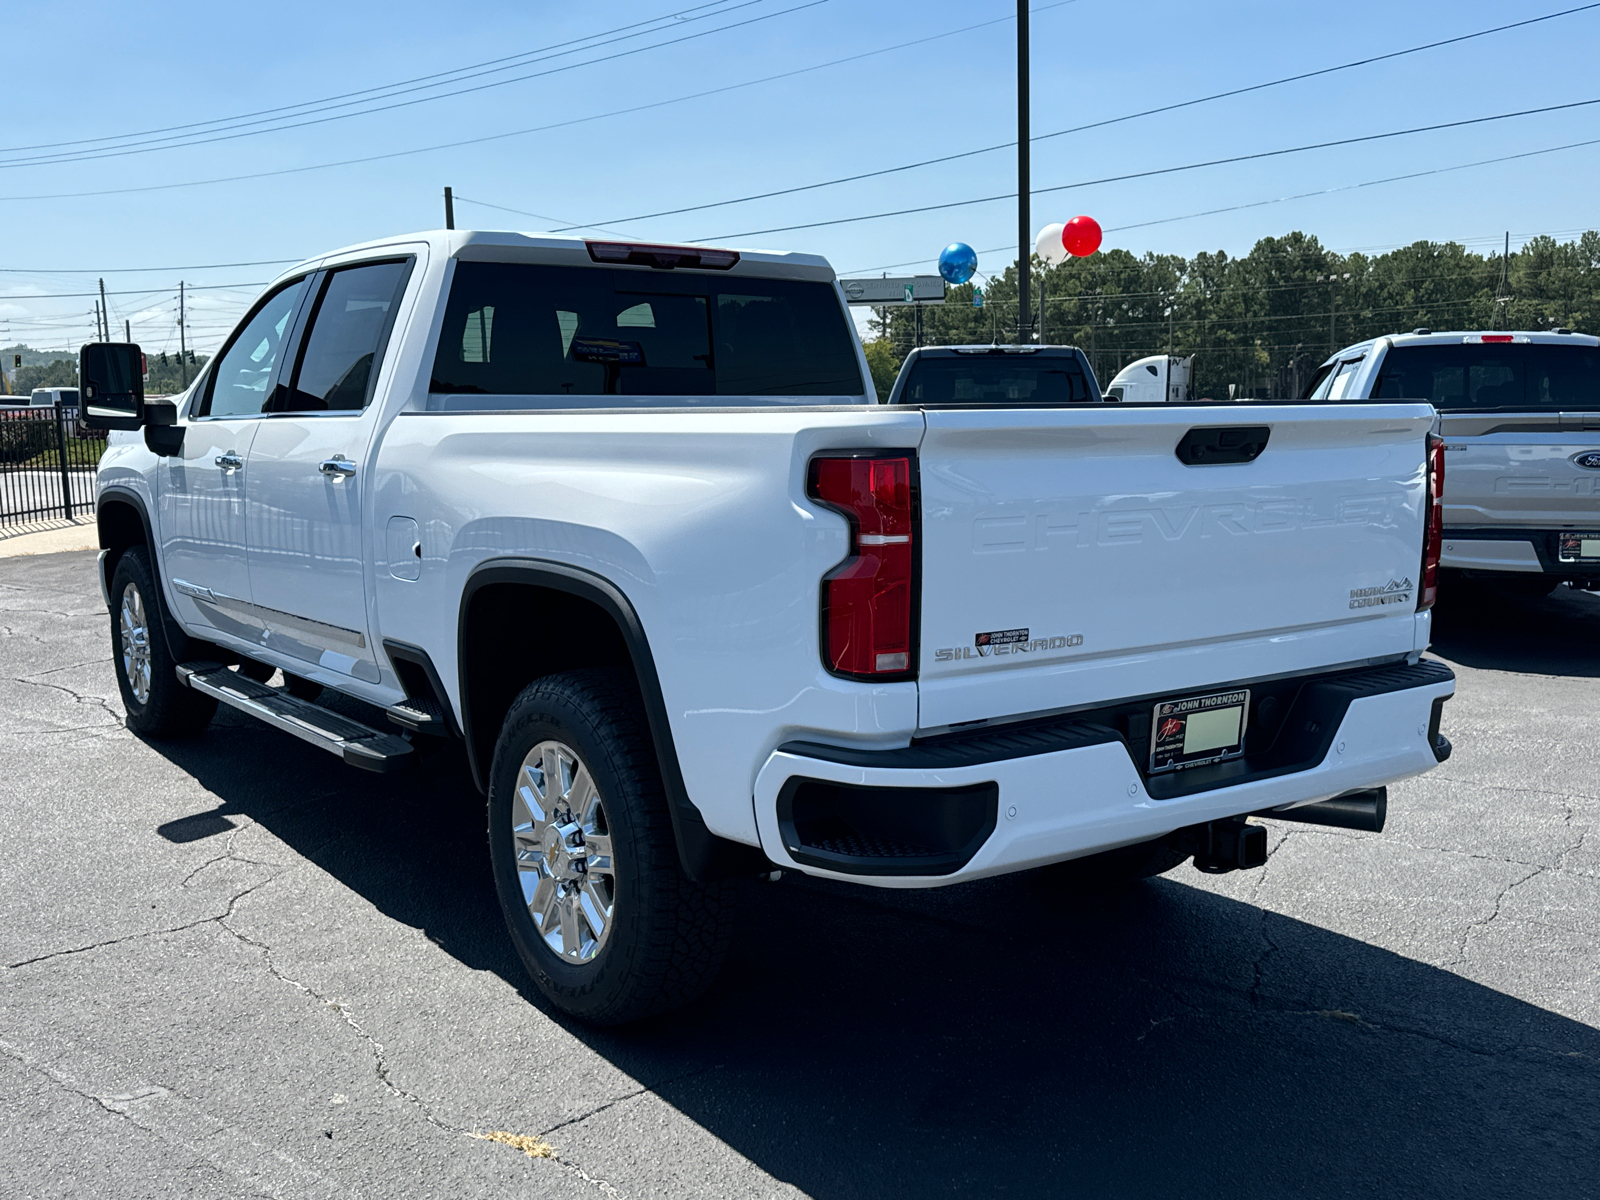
[{"left": 176, "top": 663, "right": 414, "bottom": 773}]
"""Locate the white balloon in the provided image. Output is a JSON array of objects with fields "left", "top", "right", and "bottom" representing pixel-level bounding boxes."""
[{"left": 1035, "top": 222, "right": 1068, "bottom": 265}]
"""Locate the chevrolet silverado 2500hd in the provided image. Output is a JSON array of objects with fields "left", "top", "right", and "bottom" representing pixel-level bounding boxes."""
[
  {"left": 82, "top": 230, "right": 1455, "bottom": 1024},
  {"left": 1307, "top": 328, "right": 1600, "bottom": 594}
]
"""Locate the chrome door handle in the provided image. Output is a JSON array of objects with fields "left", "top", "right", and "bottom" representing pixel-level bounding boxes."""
[
  {"left": 319, "top": 456, "right": 356, "bottom": 479},
  {"left": 215, "top": 451, "right": 244, "bottom": 471}
]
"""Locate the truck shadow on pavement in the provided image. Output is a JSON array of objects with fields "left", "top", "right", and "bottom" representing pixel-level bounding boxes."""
[
  {"left": 147, "top": 717, "right": 1599, "bottom": 1200},
  {"left": 1430, "top": 584, "right": 1600, "bottom": 676}
]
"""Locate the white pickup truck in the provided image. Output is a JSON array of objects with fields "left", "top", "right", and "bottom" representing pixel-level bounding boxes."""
[
  {"left": 1307, "top": 329, "right": 1600, "bottom": 594},
  {"left": 83, "top": 230, "right": 1455, "bottom": 1024}
]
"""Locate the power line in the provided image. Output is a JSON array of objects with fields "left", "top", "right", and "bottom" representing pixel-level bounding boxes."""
[
  {"left": 0, "top": 0, "right": 751, "bottom": 155},
  {"left": 0, "top": 0, "right": 829, "bottom": 170},
  {"left": 0, "top": 3, "right": 1071, "bottom": 204},
  {"left": 3, "top": 281, "right": 265, "bottom": 300},
  {"left": 698, "top": 98, "right": 1600, "bottom": 240},
  {"left": 559, "top": 1, "right": 1600, "bottom": 233},
  {"left": 0, "top": 259, "right": 298, "bottom": 274}
]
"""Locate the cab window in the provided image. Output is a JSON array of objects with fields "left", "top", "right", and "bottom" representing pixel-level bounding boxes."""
[{"left": 202, "top": 277, "right": 311, "bottom": 418}]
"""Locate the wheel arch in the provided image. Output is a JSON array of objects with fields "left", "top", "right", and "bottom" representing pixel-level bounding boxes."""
[
  {"left": 458, "top": 558, "right": 769, "bottom": 883},
  {"left": 97, "top": 488, "right": 198, "bottom": 662}
]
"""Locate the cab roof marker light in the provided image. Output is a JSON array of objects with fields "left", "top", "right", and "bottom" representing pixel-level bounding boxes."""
[{"left": 585, "top": 241, "right": 740, "bottom": 271}]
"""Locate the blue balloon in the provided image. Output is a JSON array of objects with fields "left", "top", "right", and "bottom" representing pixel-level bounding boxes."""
[{"left": 938, "top": 242, "right": 977, "bottom": 285}]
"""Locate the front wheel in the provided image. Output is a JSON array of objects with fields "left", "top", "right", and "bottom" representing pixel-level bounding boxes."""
[
  {"left": 487, "top": 669, "right": 734, "bottom": 1025},
  {"left": 108, "top": 547, "right": 217, "bottom": 737}
]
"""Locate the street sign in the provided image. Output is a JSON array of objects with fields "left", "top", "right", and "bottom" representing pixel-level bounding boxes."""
[{"left": 840, "top": 275, "right": 946, "bottom": 306}]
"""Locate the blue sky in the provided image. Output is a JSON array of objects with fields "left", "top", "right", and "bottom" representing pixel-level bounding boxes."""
[{"left": 4, "top": 0, "right": 1599, "bottom": 357}]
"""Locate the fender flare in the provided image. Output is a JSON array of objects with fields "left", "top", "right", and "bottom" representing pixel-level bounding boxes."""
[
  {"left": 97, "top": 487, "right": 198, "bottom": 664},
  {"left": 459, "top": 558, "right": 769, "bottom": 882}
]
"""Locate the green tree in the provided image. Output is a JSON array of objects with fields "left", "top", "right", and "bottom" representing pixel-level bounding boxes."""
[
  {"left": 863, "top": 230, "right": 1600, "bottom": 399},
  {"left": 862, "top": 338, "right": 903, "bottom": 399}
]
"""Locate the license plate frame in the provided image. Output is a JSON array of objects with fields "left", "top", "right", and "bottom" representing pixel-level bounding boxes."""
[
  {"left": 1557, "top": 532, "right": 1600, "bottom": 563},
  {"left": 1149, "top": 689, "right": 1250, "bottom": 774}
]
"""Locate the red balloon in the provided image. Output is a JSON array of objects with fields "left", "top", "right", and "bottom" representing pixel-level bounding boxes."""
[{"left": 1063, "top": 215, "right": 1102, "bottom": 257}]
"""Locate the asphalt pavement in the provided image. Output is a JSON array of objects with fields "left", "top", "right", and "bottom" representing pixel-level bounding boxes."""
[{"left": 2, "top": 550, "right": 1596, "bottom": 1198}]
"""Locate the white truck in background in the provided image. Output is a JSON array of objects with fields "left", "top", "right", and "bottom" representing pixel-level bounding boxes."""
[
  {"left": 82, "top": 229, "right": 1455, "bottom": 1025},
  {"left": 1308, "top": 329, "right": 1600, "bottom": 595}
]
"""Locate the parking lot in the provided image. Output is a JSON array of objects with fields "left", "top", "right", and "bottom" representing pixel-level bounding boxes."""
[{"left": 2, "top": 548, "right": 1596, "bottom": 1199}]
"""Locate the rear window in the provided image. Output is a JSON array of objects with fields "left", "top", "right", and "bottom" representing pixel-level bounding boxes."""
[
  {"left": 1373, "top": 343, "right": 1600, "bottom": 410},
  {"left": 427, "top": 262, "right": 865, "bottom": 407},
  {"left": 894, "top": 354, "right": 1096, "bottom": 405}
]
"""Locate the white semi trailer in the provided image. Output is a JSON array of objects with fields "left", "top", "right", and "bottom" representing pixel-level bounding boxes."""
[{"left": 1105, "top": 354, "right": 1193, "bottom": 403}]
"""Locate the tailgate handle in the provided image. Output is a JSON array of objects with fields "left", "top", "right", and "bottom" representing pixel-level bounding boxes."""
[{"left": 1175, "top": 425, "right": 1270, "bottom": 466}]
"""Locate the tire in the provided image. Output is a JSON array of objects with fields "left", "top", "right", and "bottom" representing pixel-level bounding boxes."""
[
  {"left": 108, "top": 547, "right": 217, "bottom": 737},
  {"left": 1037, "top": 837, "right": 1191, "bottom": 892},
  {"left": 283, "top": 673, "right": 322, "bottom": 701},
  {"left": 487, "top": 669, "right": 734, "bottom": 1025}
]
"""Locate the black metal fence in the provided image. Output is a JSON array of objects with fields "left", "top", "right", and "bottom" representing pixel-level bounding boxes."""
[{"left": 0, "top": 406, "right": 105, "bottom": 529}]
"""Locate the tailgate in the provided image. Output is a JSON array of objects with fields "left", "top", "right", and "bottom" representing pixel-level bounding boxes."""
[
  {"left": 916, "top": 404, "right": 1433, "bottom": 730},
  {"left": 1438, "top": 411, "right": 1600, "bottom": 528}
]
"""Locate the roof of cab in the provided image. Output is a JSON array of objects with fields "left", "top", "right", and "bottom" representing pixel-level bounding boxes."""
[
  {"left": 269, "top": 229, "right": 837, "bottom": 288},
  {"left": 904, "top": 344, "right": 1086, "bottom": 357},
  {"left": 1317, "top": 328, "right": 1600, "bottom": 367}
]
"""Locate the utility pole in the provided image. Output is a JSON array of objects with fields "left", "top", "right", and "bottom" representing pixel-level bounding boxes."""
[
  {"left": 98, "top": 279, "right": 109, "bottom": 341},
  {"left": 1495, "top": 230, "right": 1511, "bottom": 330},
  {"left": 124, "top": 319, "right": 131, "bottom": 343},
  {"left": 444, "top": 186, "right": 455, "bottom": 230},
  {"left": 179, "top": 282, "right": 189, "bottom": 387},
  {"left": 1016, "top": 0, "right": 1030, "bottom": 345}
]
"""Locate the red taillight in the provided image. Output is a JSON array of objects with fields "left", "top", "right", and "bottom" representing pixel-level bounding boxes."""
[
  {"left": 808, "top": 454, "right": 915, "bottom": 678},
  {"left": 1419, "top": 433, "right": 1445, "bottom": 611}
]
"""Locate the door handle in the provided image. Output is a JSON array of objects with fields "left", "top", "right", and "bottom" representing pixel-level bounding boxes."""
[
  {"left": 215, "top": 451, "right": 244, "bottom": 471},
  {"left": 319, "top": 455, "right": 356, "bottom": 479}
]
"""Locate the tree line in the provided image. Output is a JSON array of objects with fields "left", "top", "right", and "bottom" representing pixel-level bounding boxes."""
[{"left": 866, "top": 230, "right": 1600, "bottom": 399}]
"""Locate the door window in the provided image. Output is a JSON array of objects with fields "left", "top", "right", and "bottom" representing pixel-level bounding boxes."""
[
  {"left": 203, "top": 277, "right": 311, "bottom": 417},
  {"left": 278, "top": 260, "right": 412, "bottom": 412}
]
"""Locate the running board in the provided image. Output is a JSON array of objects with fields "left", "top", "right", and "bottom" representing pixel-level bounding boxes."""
[{"left": 176, "top": 663, "right": 414, "bottom": 773}]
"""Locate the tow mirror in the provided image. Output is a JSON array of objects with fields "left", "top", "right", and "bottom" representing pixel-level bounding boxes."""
[{"left": 79, "top": 342, "right": 145, "bottom": 430}]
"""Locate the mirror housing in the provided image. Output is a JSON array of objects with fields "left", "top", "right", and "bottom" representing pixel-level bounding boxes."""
[
  {"left": 143, "top": 400, "right": 185, "bottom": 457},
  {"left": 79, "top": 342, "right": 146, "bottom": 430}
]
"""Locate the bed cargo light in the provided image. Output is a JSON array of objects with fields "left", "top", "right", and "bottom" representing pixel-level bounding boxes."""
[{"left": 808, "top": 454, "right": 915, "bottom": 678}]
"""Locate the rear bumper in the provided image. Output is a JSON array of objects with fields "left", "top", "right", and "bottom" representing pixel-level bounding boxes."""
[
  {"left": 1442, "top": 527, "right": 1600, "bottom": 578},
  {"left": 753, "top": 660, "right": 1455, "bottom": 888}
]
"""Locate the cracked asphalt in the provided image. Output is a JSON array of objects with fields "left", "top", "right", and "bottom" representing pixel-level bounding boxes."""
[{"left": 2, "top": 549, "right": 1597, "bottom": 1199}]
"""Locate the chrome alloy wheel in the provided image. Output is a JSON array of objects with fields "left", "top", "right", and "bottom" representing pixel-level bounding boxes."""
[
  {"left": 511, "top": 740, "right": 616, "bottom": 963},
  {"left": 119, "top": 581, "right": 153, "bottom": 705}
]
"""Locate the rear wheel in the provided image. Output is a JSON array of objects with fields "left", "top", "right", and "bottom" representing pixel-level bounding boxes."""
[
  {"left": 109, "top": 547, "right": 217, "bottom": 737},
  {"left": 487, "top": 669, "right": 734, "bottom": 1025}
]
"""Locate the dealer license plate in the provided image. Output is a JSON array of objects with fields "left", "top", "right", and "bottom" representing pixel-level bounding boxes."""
[
  {"left": 1150, "top": 689, "right": 1250, "bottom": 773},
  {"left": 1558, "top": 532, "right": 1600, "bottom": 563}
]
